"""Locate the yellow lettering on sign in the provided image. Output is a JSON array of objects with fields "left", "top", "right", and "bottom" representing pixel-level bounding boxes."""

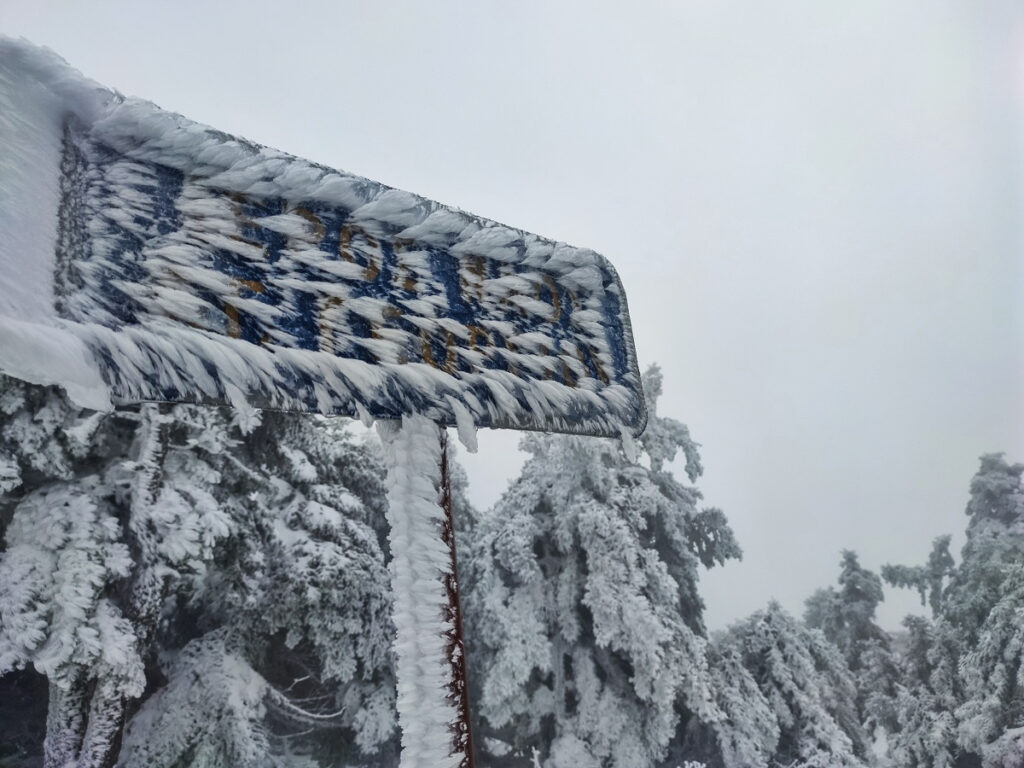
[
  {"left": 223, "top": 278, "right": 267, "bottom": 339},
  {"left": 543, "top": 275, "right": 561, "bottom": 322},
  {"left": 419, "top": 329, "right": 457, "bottom": 374},
  {"left": 236, "top": 279, "right": 265, "bottom": 295},
  {"left": 460, "top": 256, "right": 486, "bottom": 304},
  {"left": 577, "top": 346, "right": 609, "bottom": 384},
  {"left": 420, "top": 329, "right": 437, "bottom": 369},
  {"left": 318, "top": 296, "right": 344, "bottom": 354},
  {"left": 443, "top": 331, "right": 457, "bottom": 374},
  {"left": 225, "top": 304, "right": 241, "bottom": 339},
  {"left": 561, "top": 360, "right": 577, "bottom": 387},
  {"left": 225, "top": 194, "right": 261, "bottom": 248},
  {"left": 339, "top": 225, "right": 354, "bottom": 262},
  {"left": 291, "top": 206, "right": 326, "bottom": 241},
  {"left": 466, "top": 325, "right": 490, "bottom": 349}
]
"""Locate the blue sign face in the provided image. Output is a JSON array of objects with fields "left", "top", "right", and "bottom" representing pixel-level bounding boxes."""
[{"left": 47, "top": 118, "right": 644, "bottom": 437}]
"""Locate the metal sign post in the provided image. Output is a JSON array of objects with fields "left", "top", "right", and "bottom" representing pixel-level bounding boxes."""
[
  {"left": 0, "top": 39, "right": 645, "bottom": 768},
  {"left": 377, "top": 417, "right": 474, "bottom": 767},
  {"left": 438, "top": 428, "right": 475, "bottom": 765}
]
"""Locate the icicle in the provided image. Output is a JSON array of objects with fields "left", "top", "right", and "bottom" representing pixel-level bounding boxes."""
[
  {"left": 356, "top": 401, "right": 376, "bottom": 429},
  {"left": 618, "top": 424, "right": 639, "bottom": 464},
  {"left": 446, "top": 395, "right": 478, "bottom": 454}
]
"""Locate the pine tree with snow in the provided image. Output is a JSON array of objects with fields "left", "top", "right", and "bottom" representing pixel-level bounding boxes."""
[
  {"left": 0, "top": 377, "right": 399, "bottom": 767},
  {"left": 805, "top": 551, "right": 888, "bottom": 669},
  {"left": 884, "top": 453, "right": 1024, "bottom": 768},
  {"left": 948, "top": 454, "right": 1024, "bottom": 767},
  {"left": 884, "top": 615, "right": 962, "bottom": 768},
  {"left": 0, "top": 378, "right": 237, "bottom": 768},
  {"left": 461, "top": 365, "right": 739, "bottom": 768},
  {"left": 805, "top": 551, "right": 899, "bottom": 743},
  {"left": 942, "top": 454, "right": 1024, "bottom": 645},
  {"left": 715, "top": 602, "right": 868, "bottom": 768},
  {"left": 667, "top": 640, "right": 779, "bottom": 768},
  {"left": 881, "top": 539, "right": 964, "bottom": 767},
  {"left": 119, "top": 410, "right": 399, "bottom": 768},
  {"left": 955, "top": 562, "right": 1024, "bottom": 767}
]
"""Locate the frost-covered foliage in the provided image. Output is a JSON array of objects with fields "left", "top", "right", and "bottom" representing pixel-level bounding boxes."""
[
  {"left": 805, "top": 551, "right": 888, "bottom": 670},
  {"left": 0, "top": 376, "right": 397, "bottom": 768},
  {"left": 463, "top": 365, "right": 739, "bottom": 768},
  {"left": 5, "top": 367, "right": 1024, "bottom": 768},
  {"left": 881, "top": 535, "right": 956, "bottom": 616},
  {"left": 119, "top": 409, "right": 398, "bottom": 768},
  {"left": 669, "top": 641, "right": 779, "bottom": 768},
  {"left": 884, "top": 454, "right": 1024, "bottom": 768},
  {"left": 805, "top": 551, "right": 898, "bottom": 740},
  {"left": 119, "top": 630, "right": 275, "bottom": 768},
  {"left": 0, "top": 378, "right": 238, "bottom": 768},
  {"left": 956, "top": 563, "right": 1024, "bottom": 767},
  {"left": 943, "top": 455, "right": 1024, "bottom": 643},
  {"left": 0, "top": 480, "right": 136, "bottom": 690},
  {"left": 714, "top": 603, "right": 868, "bottom": 768},
  {"left": 885, "top": 616, "right": 963, "bottom": 768}
]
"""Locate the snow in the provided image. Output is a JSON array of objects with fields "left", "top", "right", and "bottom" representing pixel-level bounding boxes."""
[
  {"left": 0, "top": 317, "right": 110, "bottom": 410},
  {"left": 0, "top": 44, "right": 61, "bottom": 325},
  {"left": 0, "top": 42, "right": 111, "bottom": 410},
  {"left": 378, "top": 415, "right": 462, "bottom": 768},
  {"left": 0, "top": 37, "right": 644, "bottom": 437},
  {"left": 446, "top": 396, "right": 478, "bottom": 453}
]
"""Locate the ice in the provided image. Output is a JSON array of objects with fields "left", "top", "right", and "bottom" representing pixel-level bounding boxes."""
[
  {"left": 0, "top": 318, "right": 110, "bottom": 410},
  {"left": 377, "top": 415, "right": 463, "bottom": 768},
  {"left": 446, "top": 395, "right": 478, "bottom": 453}
]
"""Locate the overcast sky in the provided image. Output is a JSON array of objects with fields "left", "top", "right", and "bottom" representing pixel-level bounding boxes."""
[{"left": 4, "top": 0, "right": 1023, "bottom": 630}]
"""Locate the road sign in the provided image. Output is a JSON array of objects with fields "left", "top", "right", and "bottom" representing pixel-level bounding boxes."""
[{"left": 0, "top": 44, "right": 644, "bottom": 440}]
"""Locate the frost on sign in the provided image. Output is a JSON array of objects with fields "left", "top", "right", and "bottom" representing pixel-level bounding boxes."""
[{"left": 0, "top": 41, "right": 644, "bottom": 438}]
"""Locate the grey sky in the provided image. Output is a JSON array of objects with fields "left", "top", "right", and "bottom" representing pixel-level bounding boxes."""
[{"left": 4, "top": 0, "right": 1022, "bottom": 630}]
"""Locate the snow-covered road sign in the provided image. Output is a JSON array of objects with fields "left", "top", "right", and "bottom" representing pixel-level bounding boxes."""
[{"left": 0, "top": 41, "right": 644, "bottom": 439}]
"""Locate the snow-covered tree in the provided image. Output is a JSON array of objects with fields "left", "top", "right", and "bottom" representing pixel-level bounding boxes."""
[
  {"left": 0, "top": 377, "right": 398, "bottom": 767},
  {"left": 948, "top": 455, "right": 1024, "bottom": 767},
  {"left": 805, "top": 551, "right": 898, "bottom": 739},
  {"left": 0, "top": 378, "right": 237, "bottom": 768},
  {"left": 668, "top": 641, "right": 778, "bottom": 768},
  {"left": 462, "top": 365, "right": 739, "bottom": 768},
  {"left": 884, "top": 454, "right": 1024, "bottom": 768},
  {"left": 119, "top": 410, "right": 398, "bottom": 768},
  {"left": 881, "top": 541, "right": 964, "bottom": 767},
  {"left": 805, "top": 551, "right": 888, "bottom": 669},
  {"left": 955, "top": 562, "right": 1024, "bottom": 767},
  {"left": 715, "top": 602, "right": 868, "bottom": 768},
  {"left": 885, "top": 616, "right": 962, "bottom": 768},
  {"left": 942, "top": 454, "right": 1024, "bottom": 645}
]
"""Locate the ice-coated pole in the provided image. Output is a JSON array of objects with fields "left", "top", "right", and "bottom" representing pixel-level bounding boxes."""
[{"left": 378, "top": 416, "right": 475, "bottom": 768}]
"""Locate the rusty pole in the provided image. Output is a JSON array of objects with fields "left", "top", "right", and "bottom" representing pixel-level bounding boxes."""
[{"left": 438, "top": 428, "right": 475, "bottom": 768}]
